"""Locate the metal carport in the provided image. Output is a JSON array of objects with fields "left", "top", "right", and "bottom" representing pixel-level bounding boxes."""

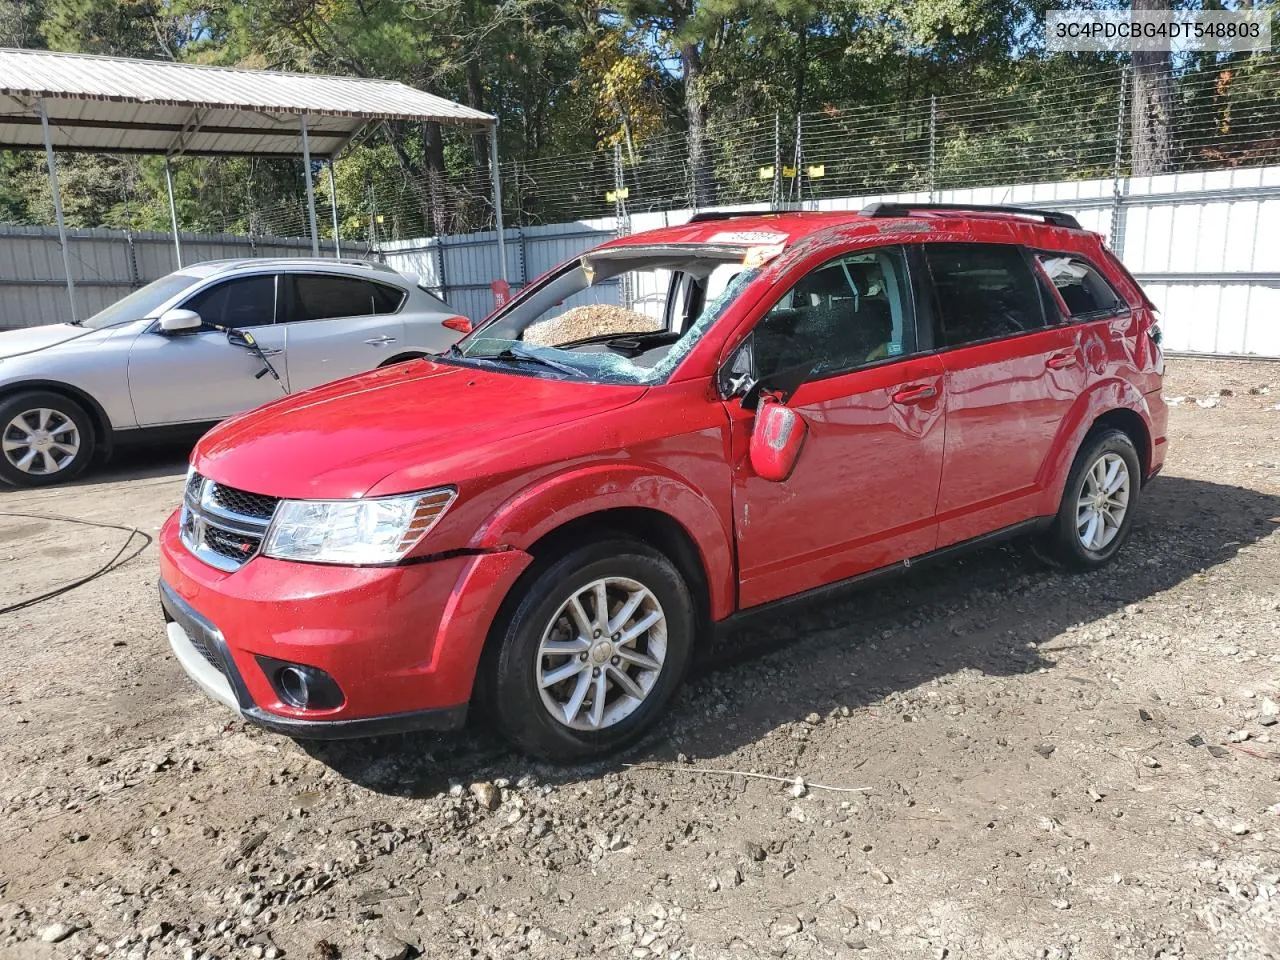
[{"left": 0, "top": 47, "right": 504, "bottom": 321}]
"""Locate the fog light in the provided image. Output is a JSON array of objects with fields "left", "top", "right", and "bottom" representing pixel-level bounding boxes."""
[{"left": 257, "top": 657, "right": 344, "bottom": 710}]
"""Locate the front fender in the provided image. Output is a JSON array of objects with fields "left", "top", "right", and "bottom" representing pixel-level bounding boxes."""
[
  {"left": 1038, "top": 377, "right": 1154, "bottom": 506},
  {"left": 469, "top": 462, "right": 736, "bottom": 620}
]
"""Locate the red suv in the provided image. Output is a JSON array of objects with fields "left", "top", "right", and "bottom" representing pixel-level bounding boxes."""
[{"left": 158, "top": 205, "right": 1166, "bottom": 760}]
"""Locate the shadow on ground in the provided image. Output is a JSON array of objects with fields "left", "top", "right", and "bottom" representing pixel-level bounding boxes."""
[{"left": 293, "top": 474, "right": 1280, "bottom": 794}]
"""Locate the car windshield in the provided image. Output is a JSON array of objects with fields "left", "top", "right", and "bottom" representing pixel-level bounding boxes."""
[
  {"left": 79, "top": 273, "right": 199, "bottom": 329},
  {"left": 452, "top": 247, "right": 762, "bottom": 385}
]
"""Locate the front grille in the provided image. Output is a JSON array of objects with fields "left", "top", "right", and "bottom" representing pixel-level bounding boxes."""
[
  {"left": 180, "top": 474, "right": 276, "bottom": 572},
  {"left": 210, "top": 484, "right": 279, "bottom": 520},
  {"left": 204, "top": 525, "right": 264, "bottom": 563}
]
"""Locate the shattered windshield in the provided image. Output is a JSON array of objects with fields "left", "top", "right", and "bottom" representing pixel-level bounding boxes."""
[{"left": 452, "top": 247, "right": 763, "bottom": 385}]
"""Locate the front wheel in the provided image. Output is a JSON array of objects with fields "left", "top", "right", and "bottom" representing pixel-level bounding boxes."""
[
  {"left": 0, "top": 391, "right": 96, "bottom": 488},
  {"left": 1037, "top": 428, "right": 1142, "bottom": 571},
  {"left": 483, "top": 538, "right": 695, "bottom": 761}
]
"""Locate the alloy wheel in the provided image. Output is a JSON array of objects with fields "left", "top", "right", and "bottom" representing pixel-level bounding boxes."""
[
  {"left": 1076, "top": 452, "right": 1130, "bottom": 551},
  {"left": 2, "top": 408, "right": 81, "bottom": 476},
  {"left": 535, "top": 576, "right": 668, "bottom": 731}
]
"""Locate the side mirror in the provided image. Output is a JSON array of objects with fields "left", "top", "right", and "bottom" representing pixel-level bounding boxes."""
[
  {"left": 749, "top": 396, "right": 808, "bottom": 482},
  {"left": 157, "top": 308, "right": 202, "bottom": 334}
]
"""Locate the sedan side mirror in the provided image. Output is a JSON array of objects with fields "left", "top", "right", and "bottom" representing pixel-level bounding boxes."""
[
  {"left": 157, "top": 308, "right": 203, "bottom": 334},
  {"left": 749, "top": 396, "right": 808, "bottom": 482}
]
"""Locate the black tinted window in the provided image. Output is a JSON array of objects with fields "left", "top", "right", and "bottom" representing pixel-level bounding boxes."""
[
  {"left": 752, "top": 246, "right": 913, "bottom": 379},
  {"left": 925, "top": 243, "right": 1046, "bottom": 347},
  {"left": 182, "top": 275, "right": 275, "bottom": 328},
  {"left": 1037, "top": 253, "right": 1124, "bottom": 318},
  {"left": 285, "top": 275, "right": 405, "bottom": 322}
]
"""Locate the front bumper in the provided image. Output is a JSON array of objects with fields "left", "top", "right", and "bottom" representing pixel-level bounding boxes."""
[{"left": 158, "top": 511, "right": 532, "bottom": 739}]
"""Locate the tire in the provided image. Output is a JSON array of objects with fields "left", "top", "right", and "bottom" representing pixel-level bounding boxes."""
[
  {"left": 482, "top": 537, "right": 695, "bottom": 761},
  {"left": 0, "top": 390, "right": 96, "bottom": 488},
  {"left": 1037, "top": 428, "right": 1141, "bottom": 572},
  {"left": 378, "top": 353, "right": 426, "bottom": 368}
]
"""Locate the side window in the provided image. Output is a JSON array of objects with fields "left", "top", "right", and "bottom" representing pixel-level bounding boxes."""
[
  {"left": 924, "top": 243, "right": 1046, "bottom": 348},
  {"left": 284, "top": 275, "right": 406, "bottom": 323},
  {"left": 751, "top": 246, "right": 914, "bottom": 379},
  {"left": 1036, "top": 253, "right": 1125, "bottom": 319},
  {"left": 182, "top": 275, "right": 276, "bottom": 329}
]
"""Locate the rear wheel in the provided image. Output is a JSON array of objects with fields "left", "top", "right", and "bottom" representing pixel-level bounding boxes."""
[
  {"left": 483, "top": 538, "right": 695, "bottom": 761},
  {"left": 1036, "top": 428, "right": 1141, "bottom": 571},
  {"left": 0, "top": 391, "right": 96, "bottom": 488}
]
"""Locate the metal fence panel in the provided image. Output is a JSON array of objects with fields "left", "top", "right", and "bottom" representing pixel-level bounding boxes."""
[{"left": 0, "top": 227, "right": 365, "bottom": 329}]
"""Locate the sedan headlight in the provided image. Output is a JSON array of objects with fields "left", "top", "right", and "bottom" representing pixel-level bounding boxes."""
[{"left": 262, "top": 487, "right": 457, "bottom": 565}]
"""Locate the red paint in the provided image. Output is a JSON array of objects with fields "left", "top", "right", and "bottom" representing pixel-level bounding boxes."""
[
  {"left": 749, "top": 397, "right": 809, "bottom": 483},
  {"left": 160, "top": 208, "right": 1166, "bottom": 730}
]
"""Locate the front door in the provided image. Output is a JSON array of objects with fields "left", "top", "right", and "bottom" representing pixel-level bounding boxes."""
[
  {"left": 127, "top": 273, "right": 288, "bottom": 426},
  {"left": 921, "top": 242, "right": 1083, "bottom": 547},
  {"left": 726, "top": 245, "right": 947, "bottom": 609}
]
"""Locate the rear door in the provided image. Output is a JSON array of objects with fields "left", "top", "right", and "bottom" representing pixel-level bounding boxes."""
[
  {"left": 923, "top": 242, "right": 1083, "bottom": 547},
  {"left": 278, "top": 272, "right": 409, "bottom": 390},
  {"left": 127, "top": 273, "right": 288, "bottom": 426}
]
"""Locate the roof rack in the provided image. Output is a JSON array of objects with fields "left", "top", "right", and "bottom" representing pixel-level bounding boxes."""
[
  {"left": 858, "top": 202, "right": 1081, "bottom": 231},
  {"left": 687, "top": 209, "right": 779, "bottom": 223}
]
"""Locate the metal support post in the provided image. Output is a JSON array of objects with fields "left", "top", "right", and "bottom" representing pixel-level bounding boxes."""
[
  {"left": 326, "top": 158, "right": 341, "bottom": 258},
  {"left": 164, "top": 155, "right": 183, "bottom": 268},
  {"left": 300, "top": 115, "right": 320, "bottom": 257},
  {"left": 38, "top": 99, "right": 77, "bottom": 322},
  {"left": 1110, "top": 66, "right": 1130, "bottom": 254},
  {"left": 928, "top": 95, "right": 938, "bottom": 202},
  {"left": 489, "top": 123, "right": 507, "bottom": 283}
]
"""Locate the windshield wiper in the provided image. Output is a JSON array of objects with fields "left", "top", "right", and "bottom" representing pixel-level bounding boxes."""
[{"left": 493, "top": 345, "right": 587, "bottom": 379}]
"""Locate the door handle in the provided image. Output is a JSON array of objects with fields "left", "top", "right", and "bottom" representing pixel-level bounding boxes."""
[
  {"left": 1047, "top": 352, "right": 1077, "bottom": 370},
  {"left": 892, "top": 384, "right": 938, "bottom": 405},
  {"left": 258, "top": 347, "right": 284, "bottom": 357},
  {"left": 365, "top": 335, "right": 397, "bottom": 346}
]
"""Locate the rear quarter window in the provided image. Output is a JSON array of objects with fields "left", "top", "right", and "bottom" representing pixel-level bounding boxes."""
[
  {"left": 285, "top": 274, "right": 406, "bottom": 322},
  {"left": 1036, "top": 253, "right": 1126, "bottom": 319}
]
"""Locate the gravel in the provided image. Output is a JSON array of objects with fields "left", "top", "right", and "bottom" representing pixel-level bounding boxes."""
[{"left": 0, "top": 358, "right": 1278, "bottom": 960}]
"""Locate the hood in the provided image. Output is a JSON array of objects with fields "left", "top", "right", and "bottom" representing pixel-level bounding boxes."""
[
  {"left": 195, "top": 359, "right": 646, "bottom": 499},
  {"left": 0, "top": 323, "right": 89, "bottom": 359}
]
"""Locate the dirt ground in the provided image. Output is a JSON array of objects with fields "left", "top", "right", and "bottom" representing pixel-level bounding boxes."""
[{"left": 1, "top": 357, "right": 1278, "bottom": 960}]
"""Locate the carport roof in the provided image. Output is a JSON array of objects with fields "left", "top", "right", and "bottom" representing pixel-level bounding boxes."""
[{"left": 0, "top": 47, "right": 495, "bottom": 158}]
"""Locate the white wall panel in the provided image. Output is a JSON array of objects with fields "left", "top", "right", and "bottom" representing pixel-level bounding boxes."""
[{"left": 5, "top": 168, "right": 1280, "bottom": 355}]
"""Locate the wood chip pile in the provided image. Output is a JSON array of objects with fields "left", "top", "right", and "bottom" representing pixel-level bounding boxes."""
[{"left": 524, "top": 303, "right": 661, "bottom": 347}]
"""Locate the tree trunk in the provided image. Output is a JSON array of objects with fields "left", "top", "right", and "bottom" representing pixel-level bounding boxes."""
[
  {"left": 791, "top": 16, "right": 808, "bottom": 122},
  {"left": 681, "top": 41, "right": 716, "bottom": 207},
  {"left": 1130, "top": 0, "right": 1173, "bottom": 176},
  {"left": 423, "top": 121, "right": 449, "bottom": 235}
]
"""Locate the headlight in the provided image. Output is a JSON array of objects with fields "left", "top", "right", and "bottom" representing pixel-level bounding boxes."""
[{"left": 261, "top": 487, "right": 457, "bottom": 565}]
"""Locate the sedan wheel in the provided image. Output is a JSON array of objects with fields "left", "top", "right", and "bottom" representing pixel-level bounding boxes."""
[
  {"left": 0, "top": 391, "right": 96, "bottom": 488},
  {"left": 3, "top": 407, "right": 82, "bottom": 477}
]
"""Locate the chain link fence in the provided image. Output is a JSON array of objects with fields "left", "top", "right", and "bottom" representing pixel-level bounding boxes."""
[
  {"left": 326, "top": 54, "right": 1277, "bottom": 245},
  {"left": 3, "top": 54, "right": 1278, "bottom": 247}
]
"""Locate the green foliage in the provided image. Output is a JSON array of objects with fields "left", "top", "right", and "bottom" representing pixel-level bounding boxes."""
[{"left": 1, "top": 0, "right": 1278, "bottom": 233}]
